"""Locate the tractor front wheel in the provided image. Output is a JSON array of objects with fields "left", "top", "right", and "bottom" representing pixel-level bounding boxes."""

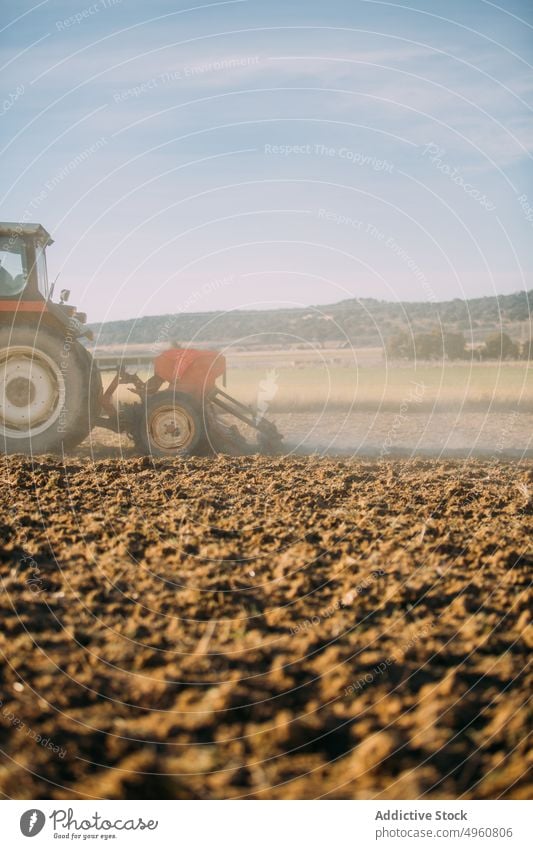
[{"left": 134, "top": 390, "right": 205, "bottom": 457}]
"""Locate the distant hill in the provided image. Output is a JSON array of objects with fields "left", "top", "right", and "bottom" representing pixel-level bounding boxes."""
[{"left": 90, "top": 289, "right": 533, "bottom": 349}]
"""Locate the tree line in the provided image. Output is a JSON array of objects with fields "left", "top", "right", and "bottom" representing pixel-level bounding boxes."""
[
  {"left": 386, "top": 330, "right": 533, "bottom": 361},
  {"left": 91, "top": 289, "right": 533, "bottom": 348}
]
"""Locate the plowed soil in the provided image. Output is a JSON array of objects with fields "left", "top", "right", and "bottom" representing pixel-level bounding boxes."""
[{"left": 0, "top": 455, "right": 531, "bottom": 799}]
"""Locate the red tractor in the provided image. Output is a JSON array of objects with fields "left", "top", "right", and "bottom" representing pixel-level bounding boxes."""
[{"left": 0, "top": 222, "right": 282, "bottom": 457}]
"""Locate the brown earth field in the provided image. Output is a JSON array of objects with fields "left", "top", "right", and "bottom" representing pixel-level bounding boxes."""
[{"left": 0, "top": 454, "right": 531, "bottom": 800}]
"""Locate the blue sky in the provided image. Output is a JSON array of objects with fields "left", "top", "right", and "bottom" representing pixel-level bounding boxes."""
[{"left": 1, "top": 0, "right": 532, "bottom": 322}]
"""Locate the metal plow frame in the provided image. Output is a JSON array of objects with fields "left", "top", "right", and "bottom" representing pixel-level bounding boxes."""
[
  {"left": 209, "top": 386, "right": 284, "bottom": 454},
  {"left": 94, "top": 365, "right": 284, "bottom": 456}
]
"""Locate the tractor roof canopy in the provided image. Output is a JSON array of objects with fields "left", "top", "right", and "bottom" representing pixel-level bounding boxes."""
[{"left": 0, "top": 222, "right": 53, "bottom": 246}]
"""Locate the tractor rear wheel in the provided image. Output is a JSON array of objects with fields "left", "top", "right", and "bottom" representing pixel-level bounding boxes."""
[
  {"left": 134, "top": 390, "right": 205, "bottom": 457},
  {"left": 62, "top": 341, "right": 102, "bottom": 450},
  {"left": 0, "top": 324, "right": 100, "bottom": 455}
]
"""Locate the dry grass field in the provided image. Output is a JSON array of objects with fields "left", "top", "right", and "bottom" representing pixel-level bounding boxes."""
[
  {"left": 225, "top": 363, "right": 533, "bottom": 412},
  {"left": 100, "top": 348, "right": 533, "bottom": 413}
]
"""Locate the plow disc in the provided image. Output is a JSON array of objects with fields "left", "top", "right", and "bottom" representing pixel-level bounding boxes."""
[
  {"left": 208, "top": 387, "right": 284, "bottom": 455},
  {"left": 128, "top": 386, "right": 283, "bottom": 458}
]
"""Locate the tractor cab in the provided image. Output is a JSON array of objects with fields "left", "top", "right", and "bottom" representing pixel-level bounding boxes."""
[
  {"left": 0, "top": 222, "right": 88, "bottom": 335},
  {"left": 0, "top": 222, "right": 99, "bottom": 455},
  {"left": 0, "top": 222, "right": 51, "bottom": 300}
]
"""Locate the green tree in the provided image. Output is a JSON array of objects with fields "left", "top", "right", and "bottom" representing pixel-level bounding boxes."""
[
  {"left": 413, "top": 332, "right": 443, "bottom": 360},
  {"left": 386, "top": 331, "right": 414, "bottom": 359},
  {"left": 520, "top": 338, "right": 533, "bottom": 360},
  {"left": 482, "top": 332, "right": 519, "bottom": 360},
  {"left": 443, "top": 331, "right": 467, "bottom": 360}
]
